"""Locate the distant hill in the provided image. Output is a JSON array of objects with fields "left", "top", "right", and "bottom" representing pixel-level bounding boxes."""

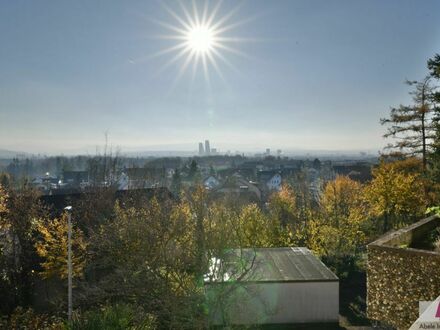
[{"left": 0, "top": 149, "right": 29, "bottom": 159}]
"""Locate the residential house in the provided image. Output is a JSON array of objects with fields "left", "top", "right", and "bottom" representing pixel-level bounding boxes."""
[
  {"left": 213, "top": 173, "right": 261, "bottom": 203},
  {"left": 203, "top": 176, "right": 220, "bottom": 190},
  {"left": 257, "top": 170, "right": 282, "bottom": 193}
]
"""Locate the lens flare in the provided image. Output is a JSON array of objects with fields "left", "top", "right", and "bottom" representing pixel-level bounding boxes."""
[{"left": 148, "top": 1, "right": 254, "bottom": 85}]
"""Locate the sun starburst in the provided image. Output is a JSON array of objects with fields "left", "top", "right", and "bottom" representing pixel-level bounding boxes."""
[
  {"left": 187, "top": 25, "right": 215, "bottom": 53},
  {"left": 151, "top": 0, "right": 251, "bottom": 85}
]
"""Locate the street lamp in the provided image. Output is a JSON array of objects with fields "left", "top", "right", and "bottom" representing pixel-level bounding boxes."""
[{"left": 64, "top": 206, "right": 73, "bottom": 322}]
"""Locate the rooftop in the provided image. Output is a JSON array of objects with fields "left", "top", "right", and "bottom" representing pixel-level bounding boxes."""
[{"left": 205, "top": 247, "right": 338, "bottom": 284}]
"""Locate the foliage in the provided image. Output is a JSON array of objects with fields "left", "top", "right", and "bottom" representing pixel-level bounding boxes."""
[
  {"left": 425, "top": 207, "right": 440, "bottom": 252},
  {"left": 382, "top": 157, "right": 424, "bottom": 175},
  {"left": 170, "top": 168, "right": 182, "bottom": 195},
  {"left": 268, "top": 184, "right": 305, "bottom": 246},
  {"left": 236, "top": 204, "right": 274, "bottom": 247},
  {"left": 0, "top": 173, "right": 12, "bottom": 189},
  {"left": 381, "top": 77, "right": 436, "bottom": 169},
  {"left": 321, "top": 175, "right": 364, "bottom": 222},
  {"left": 35, "top": 214, "right": 87, "bottom": 280},
  {"left": 69, "top": 304, "right": 156, "bottom": 330},
  {"left": 268, "top": 184, "right": 297, "bottom": 226},
  {"left": 435, "top": 230, "right": 440, "bottom": 252},
  {"left": 428, "top": 53, "right": 440, "bottom": 80},
  {"left": 83, "top": 199, "right": 205, "bottom": 328},
  {"left": 308, "top": 176, "right": 368, "bottom": 258},
  {"left": 204, "top": 202, "right": 238, "bottom": 251},
  {"left": 0, "top": 158, "right": 432, "bottom": 325},
  {"left": 426, "top": 205, "right": 440, "bottom": 216},
  {"left": 0, "top": 184, "right": 8, "bottom": 214},
  {"left": 364, "top": 161, "right": 426, "bottom": 233},
  {"left": 321, "top": 254, "right": 364, "bottom": 279},
  {"left": 0, "top": 184, "right": 44, "bottom": 313},
  {"left": 187, "top": 160, "right": 200, "bottom": 182},
  {"left": 72, "top": 187, "right": 118, "bottom": 235},
  {"left": 426, "top": 54, "right": 440, "bottom": 188},
  {"left": 0, "top": 306, "right": 64, "bottom": 330}
]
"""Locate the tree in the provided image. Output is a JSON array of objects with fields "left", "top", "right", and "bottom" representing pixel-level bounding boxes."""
[
  {"left": 321, "top": 176, "right": 362, "bottom": 221},
  {"left": 426, "top": 54, "right": 440, "bottom": 183},
  {"left": 84, "top": 198, "right": 206, "bottom": 328},
  {"left": 268, "top": 184, "right": 297, "bottom": 227},
  {"left": 0, "top": 184, "right": 7, "bottom": 214},
  {"left": 0, "top": 184, "right": 43, "bottom": 312},
  {"left": 171, "top": 168, "right": 182, "bottom": 195},
  {"left": 311, "top": 176, "right": 368, "bottom": 257},
  {"left": 237, "top": 204, "right": 272, "bottom": 247},
  {"left": 209, "top": 165, "right": 216, "bottom": 177},
  {"left": 267, "top": 184, "right": 304, "bottom": 246},
  {"left": 312, "top": 158, "right": 321, "bottom": 170},
  {"left": 364, "top": 161, "right": 426, "bottom": 233},
  {"left": 0, "top": 173, "right": 11, "bottom": 189},
  {"left": 381, "top": 76, "right": 436, "bottom": 170},
  {"left": 428, "top": 53, "right": 440, "bottom": 81},
  {"left": 86, "top": 134, "right": 122, "bottom": 187},
  {"left": 34, "top": 213, "right": 87, "bottom": 280},
  {"left": 186, "top": 185, "right": 208, "bottom": 277},
  {"left": 188, "top": 160, "right": 199, "bottom": 180}
]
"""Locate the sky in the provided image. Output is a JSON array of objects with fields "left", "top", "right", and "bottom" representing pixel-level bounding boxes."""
[{"left": 1, "top": 0, "right": 440, "bottom": 155}]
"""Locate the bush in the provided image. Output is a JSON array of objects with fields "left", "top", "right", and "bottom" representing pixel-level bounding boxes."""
[
  {"left": 435, "top": 229, "right": 440, "bottom": 252},
  {"left": 69, "top": 304, "right": 156, "bottom": 330},
  {"left": 321, "top": 254, "right": 366, "bottom": 279},
  {"left": 0, "top": 307, "right": 64, "bottom": 330}
]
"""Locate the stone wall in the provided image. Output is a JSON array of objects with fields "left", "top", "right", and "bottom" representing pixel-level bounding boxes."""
[{"left": 367, "top": 216, "right": 440, "bottom": 329}]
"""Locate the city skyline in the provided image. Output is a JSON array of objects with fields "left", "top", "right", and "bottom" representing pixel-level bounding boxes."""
[
  {"left": 0, "top": 141, "right": 379, "bottom": 158},
  {"left": 1, "top": 0, "right": 440, "bottom": 154}
]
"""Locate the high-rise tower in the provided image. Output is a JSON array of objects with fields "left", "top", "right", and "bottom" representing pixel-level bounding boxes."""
[
  {"left": 205, "top": 140, "right": 211, "bottom": 155},
  {"left": 198, "top": 142, "right": 204, "bottom": 156}
]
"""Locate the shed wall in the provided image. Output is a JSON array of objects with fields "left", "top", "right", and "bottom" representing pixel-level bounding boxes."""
[{"left": 206, "top": 281, "right": 339, "bottom": 325}]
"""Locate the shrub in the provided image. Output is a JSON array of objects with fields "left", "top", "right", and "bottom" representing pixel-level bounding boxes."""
[
  {"left": 435, "top": 229, "right": 440, "bottom": 252},
  {"left": 0, "top": 307, "right": 64, "bottom": 330},
  {"left": 69, "top": 304, "right": 156, "bottom": 330}
]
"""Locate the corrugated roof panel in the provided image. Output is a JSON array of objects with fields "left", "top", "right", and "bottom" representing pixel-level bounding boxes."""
[{"left": 205, "top": 247, "right": 338, "bottom": 283}]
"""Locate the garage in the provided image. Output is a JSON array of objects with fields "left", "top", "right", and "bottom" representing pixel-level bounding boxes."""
[{"left": 205, "top": 247, "right": 339, "bottom": 326}]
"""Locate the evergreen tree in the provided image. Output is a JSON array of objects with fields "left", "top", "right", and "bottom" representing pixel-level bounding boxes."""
[
  {"left": 381, "top": 76, "right": 436, "bottom": 170},
  {"left": 427, "top": 54, "right": 440, "bottom": 182},
  {"left": 209, "top": 165, "right": 216, "bottom": 177},
  {"left": 428, "top": 53, "right": 440, "bottom": 81},
  {"left": 187, "top": 160, "right": 199, "bottom": 180}
]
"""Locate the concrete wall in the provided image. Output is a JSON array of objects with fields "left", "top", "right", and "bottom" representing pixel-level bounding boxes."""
[
  {"left": 367, "top": 216, "right": 440, "bottom": 329},
  {"left": 206, "top": 281, "right": 339, "bottom": 325}
]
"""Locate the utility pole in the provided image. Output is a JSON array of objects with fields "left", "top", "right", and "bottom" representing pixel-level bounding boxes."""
[{"left": 64, "top": 206, "right": 73, "bottom": 323}]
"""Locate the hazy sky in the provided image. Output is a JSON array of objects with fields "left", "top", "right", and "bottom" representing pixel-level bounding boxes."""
[{"left": 1, "top": 0, "right": 440, "bottom": 155}]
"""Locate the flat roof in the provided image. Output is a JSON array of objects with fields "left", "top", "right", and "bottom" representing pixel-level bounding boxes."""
[{"left": 205, "top": 247, "right": 338, "bottom": 284}]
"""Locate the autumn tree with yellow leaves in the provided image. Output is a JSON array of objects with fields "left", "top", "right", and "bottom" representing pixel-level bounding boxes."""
[
  {"left": 35, "top": 213, "right": 87, "bottom": 279},
  {"left": 308, "top": 176, "right": 369, "bottom": 257},
  {"left": 0, "top": 182, "right": 53, "bottom": 316},
  {"left": 267, "top": 184, "right": 306, "bottom": 246},
  {"left": 0, "top": 184, "right": 8, "bottom": 214},
  {"left": 364, "top": 161, "right": 426, "bottom": 233}
]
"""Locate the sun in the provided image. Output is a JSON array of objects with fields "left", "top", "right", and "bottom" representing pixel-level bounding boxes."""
[
  {"left": 186, "top": 25, "right": 215, "bottom": 53},
  {"left": 149, "top": 1, "right": 252, "bottom": 84}
]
